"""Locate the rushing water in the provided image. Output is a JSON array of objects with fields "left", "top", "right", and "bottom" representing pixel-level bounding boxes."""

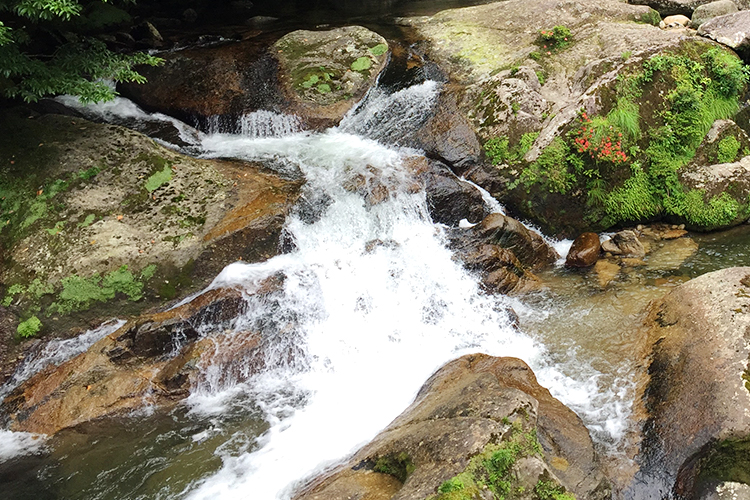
[{"left": 4, "top": 80, "right": 750, "bottom": 499}]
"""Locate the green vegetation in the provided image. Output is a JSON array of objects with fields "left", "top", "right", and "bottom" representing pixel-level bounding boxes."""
[
  {"left": 351, "top": 56, "right": 372, "bottom": 72},
  {"left": 369, "top": 43, "right": 388, "bottom": 56},
  {"left": 484, "top": 132, "right": 538, "bottom": 165},
  {"left": 0, "top": 0, "right": 162, "bottom": 103},
  {"left": 17, "top": 315, "right": 42, "bottom": 338},
  {"left": 538, "top": 26, "right": 571, "bottom": 53},
  {"left": 144, "top": 164, "right": 173, "bottom": 192},
  {"left": 48, "top": 265, "right": 149, "bottom": 314},
  {"left": 429, "top": 423, "right": 559, "bottom": 500},
  {"left": 696, "top": 437, "right": 750, "bottom": 484},
  {"left": 636, "top": 8, "right": 662, "bottom": 26},
  {"left": 300, "top": 67, "right": 337, "bottom": 94},
  {"left": 0, "top": 164, "right": 105, "bottom": 246},
  {"left": 491, "top": 43, "right": 750, "bottom": 230},
  {"left": 373, "top": 452, "right": 415, "bottom": 483},
  {"left": 718, "top": 135, "right": 741, "bottom": 163},
  {"left": 535, "top": 479, "right": 576, "bottom": 500}
]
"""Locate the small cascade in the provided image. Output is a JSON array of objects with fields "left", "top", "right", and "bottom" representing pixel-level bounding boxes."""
[
  {"left": 0, "top": 319, "right": 125, "bottom": 402},
  {"left": 338, "top": 80, "right": 440, "bottom": 145},
  {"left": 239, "top": 110, "right": 303, "bottom": 138}
]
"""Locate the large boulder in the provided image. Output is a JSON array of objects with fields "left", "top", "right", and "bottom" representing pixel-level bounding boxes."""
[
  {"left": 629, "top": 267, "right": 750, "bottom": 499},
  {"left": 273, "top": 26, "right": 389, "bottom": 128},
  {"left": 403, "top": 0, "right": 750, "bottom": 237},
  {"left": 0, "top": 110, "right": 301, "bottom": 351},
  {"left": 677, "top": 120, "right": 750, "bottom": 230},
  {"left": 0, "top": 272, "right": 290, "bottom": 434},
  {"left": 698, "top": 10, "right": 750, "bottom": 54},
  {"left": 629, "top": 0, "right": 732, "bottom": 17},
  {"left": 292, "top": 354, "right": 610, "bottom": 500},
  {"left": 120, "top": 26, "right": 389, "bottom": 131}
]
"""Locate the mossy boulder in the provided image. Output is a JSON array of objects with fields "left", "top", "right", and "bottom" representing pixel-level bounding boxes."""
[
  {"left": 273, "top": 26, "right": 389, "bottom": 128},
  {"left": 0, "top": 109, "right": 301, "bottom": 363},
  {"left": 630, "top": 267, "right": 750, "bottom": 498},
  {"left": 292, "top": 354, "right": 610, "bottom": 500},
  {"left": 403, "top": 0, "right": 750, "bottom": 237}
]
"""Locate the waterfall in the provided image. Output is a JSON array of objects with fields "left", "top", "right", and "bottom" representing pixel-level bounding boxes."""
[{"left": 1, "top": 81, "right": 632, "bottom": 499}]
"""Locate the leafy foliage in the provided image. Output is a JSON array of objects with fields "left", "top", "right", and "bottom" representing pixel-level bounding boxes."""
[
  {"left": 497, "top": 44, "right": 750, "bottom": 230},
  {"left": 0, "top": 0, "right": 162, "bottom": 103},
  {"left": 17, "top": 315, "right": 42, "bottom": 338},
  {"left": 718, "top": 135, "right": 741, "bottom": 163}
]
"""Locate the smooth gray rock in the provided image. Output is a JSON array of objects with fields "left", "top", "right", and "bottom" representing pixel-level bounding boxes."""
[{"left": 690, "top": 0, "right": 738, "bottom": 29}]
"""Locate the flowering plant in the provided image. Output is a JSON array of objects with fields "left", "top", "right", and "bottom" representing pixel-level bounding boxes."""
[{"left": 570, "top": 112, "right": 628, "bottom": 164}]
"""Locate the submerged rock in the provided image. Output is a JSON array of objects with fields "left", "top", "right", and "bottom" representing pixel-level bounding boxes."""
[
  {"left": 630, "top": 267, "right": 750, "bottom": 498},
  {"left": 292, "top": 354, "right": 610, "bottom": 500}
]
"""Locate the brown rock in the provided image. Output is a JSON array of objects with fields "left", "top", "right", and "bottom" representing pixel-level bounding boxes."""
[
  {"left": 293, "top": 354, "right": 609, "bottom": 500},
  {"left": 594, "top": 259, "right": 621, "bottom": 288},
  {"left": 600, "top": 230, "right": 646, "bottom": 258},
  {"left": 448, "top": 213, "right": 559, "bottom": 294},
  {"left": 0, "top": 277, "right": 289, "bottom": 434},
  {"left": 629, "top": 267, "right": 750, "bottom": 498},
  {"left": 565, "top": 233, "right": 601, "bottom": 268}
]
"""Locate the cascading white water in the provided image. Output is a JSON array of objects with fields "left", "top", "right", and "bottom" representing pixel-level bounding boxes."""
[
  {"left": 177, "top": 83, "right": 629, "bottom": 499},
  {"left": 0, "top": 80, "right": 633, "bottom": 498}
]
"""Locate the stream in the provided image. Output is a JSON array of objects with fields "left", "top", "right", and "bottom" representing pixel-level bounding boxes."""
[{"left": 2, "top": 67, "right": 750, "bottom": 500}]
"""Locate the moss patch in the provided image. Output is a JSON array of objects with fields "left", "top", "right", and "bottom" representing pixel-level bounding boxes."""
[{"left": 428, "top": 423, "right": 559, "bottom": 500}]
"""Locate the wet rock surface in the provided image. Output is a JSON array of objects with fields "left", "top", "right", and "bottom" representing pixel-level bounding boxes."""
[
  {"left": 0, "top": 110, "right": 301, "bottom": 359},
  {"left": 630, "top": 267, "right": 750, "bottom": 499},
  {"left": 566, "top": 233, "right": 601, "bottom": 268},
  {"left": 448, "top": 212, "right": 559, "bottom": 294},
  {"left": 292, "top": 354, "right": 610, "bottom": 500}
]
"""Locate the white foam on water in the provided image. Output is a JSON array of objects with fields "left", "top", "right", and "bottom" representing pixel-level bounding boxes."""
[{"left": 0, "top": 430, "right": 46, "bottom": 462}]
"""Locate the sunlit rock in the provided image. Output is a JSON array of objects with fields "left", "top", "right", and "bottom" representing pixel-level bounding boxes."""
[
  {"left": 292, "top": 354, "right": 610, "bottom": 500},
  {"left": 629, "top": 267, "right": 750, "bottom": 498}
]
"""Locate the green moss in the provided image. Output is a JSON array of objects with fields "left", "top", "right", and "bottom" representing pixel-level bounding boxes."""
[
  {"left": 535, "top": 478, "right": 576, "bottom": 500},
  {"left": 144, "top": 164, "right": 173, "bottom": 193},
  {"left": 718, "top": 135, "right": 741, "bottom": 163},
  {"left": 17, "top": 315, "right": 42, "bottom": 338},
  {"left": 636, "top": 8, "right": 662, "bottom": 26},
  {"left": 373, "top": 452, "right": 415, "bottom": 483},
  {"left": 369, "top": 43, "right": 387, "bottom": 56},
  {"left": 430, "top": 424, "right": 546, "bottom": 500},
  {"left": 682, "top": 190, "right": 740, "bottom": 229},
  {"left": 697, "top": 437, "right": 750, "bottom": 484},
  {"left": 79, "top": 213, "right": 96, "bottom": 227},
  {"left": 500, "top": 43, "right": 750, "bottom": 230},
  {"left": 351, "top": 56, "right": 372, "bottom": 72}
]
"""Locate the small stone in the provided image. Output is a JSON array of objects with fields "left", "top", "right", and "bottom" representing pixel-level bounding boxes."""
[
  {"left": 662, "top": 229, "right": 688, "bottom": 240},
  {"left": 621, "top": 257, "right": 647, "bottom": 267}
]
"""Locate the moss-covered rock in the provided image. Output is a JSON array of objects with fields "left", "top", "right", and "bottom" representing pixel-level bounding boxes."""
[
  {"left": 403, "top": 0, "right": 750, "bottom": 236},
  {"left": 0, "top": 109, "right": 300, "bottom": 361},
  {"left": 273, "top": 26, "right": 389, "bottom": 127},
  {"left": 292, "top": 355, "right": 610, "bottom": 500}
]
